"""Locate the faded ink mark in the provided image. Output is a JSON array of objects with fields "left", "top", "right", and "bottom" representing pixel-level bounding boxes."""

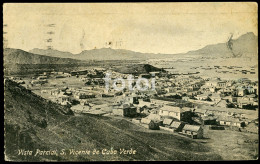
[
  {"left": 80, "top": 29, "right": 85, "bottom": 51},
  {"left": 45, "top": 24, "right": 56, "bottom": 50},
  {"left": 226, "top": 33, "right": 242, "bottom": 58}
]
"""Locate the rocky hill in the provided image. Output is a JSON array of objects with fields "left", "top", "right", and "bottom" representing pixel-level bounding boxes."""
[
  {"left": 29, "top": 48, "right": 75, "bottom": 59},
  {"left": 185, "top": 32, "right": 258, "bottom": 58},
  {"left": 4, "top": 48, "right": 83, "bottom": 65},
  {"left": 113, "top": 64, "right": 166, "bottom": 74}
]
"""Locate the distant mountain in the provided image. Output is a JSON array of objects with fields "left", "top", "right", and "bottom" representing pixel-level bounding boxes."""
[
  {"left": 185, "top": 32, "right": 258, "bottom": 58},
  {"left": 24, "top": 32, "right": 259, "bottom": 61},
  {"left": 76, "top": 48, "right": 150, "bottom": 60},
  {"left": 30, "top": 48, "right": 177, "bottom": 60},
  {"left": 4, "top": 48, "right": 83, "bottom": 65},
  {"left": 29, "top": 48, "right": 75, "bottom": 58}
]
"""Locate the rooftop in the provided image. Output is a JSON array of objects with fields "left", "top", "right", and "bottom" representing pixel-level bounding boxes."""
[
  {"left": 160, "top": 105, "right": 182, "bottom": 113},
  {"left": 170, "top": 121, "right": 182, "bottom": 128},
  {"left": 183, "top": 125, "right": 201, "bottom": 132}
]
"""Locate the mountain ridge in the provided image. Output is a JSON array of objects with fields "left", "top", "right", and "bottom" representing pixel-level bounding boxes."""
[
  {"left": 4, "top": 32, "right": 258, "bottom": 65},
  {"left": 4, "top": 48, "right": 84, "bottom": 65},
  {"left": 185, "top": 32, "right": 258, "bottom": 57},
  {"left": 29, "top": 32, "right": 258, "bottom": 60}
]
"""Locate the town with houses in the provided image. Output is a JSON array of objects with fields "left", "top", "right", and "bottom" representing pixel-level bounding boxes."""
[
  {"left": 3, "top": 3, "right": 258, "bottom": 161},
  {"left": 7, "top": 67, "right": 259, "bottom": 139}
]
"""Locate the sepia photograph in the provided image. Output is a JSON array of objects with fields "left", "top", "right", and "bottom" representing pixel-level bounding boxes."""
[{"left": 3, "top": 2, "right": 258, "bottom": 161}]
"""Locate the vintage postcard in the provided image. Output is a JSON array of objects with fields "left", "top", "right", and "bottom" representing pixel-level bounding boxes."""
[{"left": 3, "top": 2, "right": 258, "bottom": 161}]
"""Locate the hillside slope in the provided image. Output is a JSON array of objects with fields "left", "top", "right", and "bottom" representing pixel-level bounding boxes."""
[
  {"left": 4, "top": 48, "right": 83, "bottom": 65},
  {"left": 29, "top": 48, "right": 75, "bottom": 58},
  {"left": 4, "top": 79, "right": 221, "bottom": 161},
  {"left": 113, "top": 64, "right": 166, "bottom": 74}
]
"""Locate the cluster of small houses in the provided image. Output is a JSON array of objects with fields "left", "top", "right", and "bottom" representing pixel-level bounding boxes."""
[
  {"left": 194, "top": 65, "right": 256, "bottom": 75},
  {"left": 30, "top": 72, "right": 71, "bottom": 85},
  {"left": 35, "top": 70, "right": 158, "bottom": 107},
  {"left": 132, "top": 99, "right": 258, "bottom": 138},
  {"left": 64, "top": 90, "right": 258, "bottom": 138},
  {"left": 134, "top": 117, "right": 204, "bottom": 139},
  {"left": 7, "top": 68, "right": 258, "bottom": 138},
  {"left": 154, "top": 75, "right": 258, "bottom": 110},
  {"left": 130, "top": 105, "right": 204, "bottom": 139},
  {"left": 12, "top": 68, "right": 259, "bottom": 111},
  {"left": 22, "top": 69, "right": 104, "bottom": 86},
  {"left": 47, "top": 86, "right": 106, "bottom": 106}
]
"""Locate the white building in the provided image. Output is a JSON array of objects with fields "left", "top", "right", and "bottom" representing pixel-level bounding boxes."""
[{"left": 159, "top": 105, "right": 183, "bottom": 120}]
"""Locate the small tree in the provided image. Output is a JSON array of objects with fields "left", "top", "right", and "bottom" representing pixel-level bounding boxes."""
[
  {"left": 149, "top": 121, "right": 159, "bottom": 130},
  {"left": 241, "top": 122, "right": 246, "bottom": 128}
]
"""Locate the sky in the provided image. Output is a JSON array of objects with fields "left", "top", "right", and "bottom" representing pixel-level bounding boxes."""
[{"left": 3, "top": 3, "right": 258, "bottom": 54}]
